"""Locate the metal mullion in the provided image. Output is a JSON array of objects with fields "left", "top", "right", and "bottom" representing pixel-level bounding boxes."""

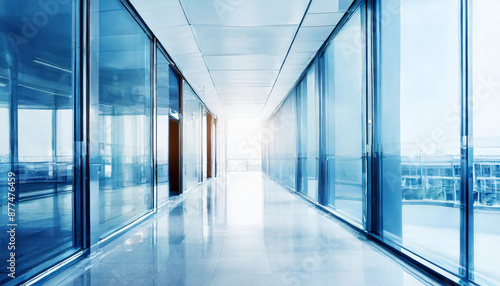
[
  {"left": 318, "top": 53, "right": 327, "bottom": 206},
  {"left": 152, "top": 38, "right": 158, "bottom": 211},
  {"left": 459, "top": 0, "right": 474, "bottom": 280},
  {"left": 360, "top": 0, "right": 371, "bottom": 232},
  {"left": 370, "top": 0, "right": 383, "bottom": 236}
]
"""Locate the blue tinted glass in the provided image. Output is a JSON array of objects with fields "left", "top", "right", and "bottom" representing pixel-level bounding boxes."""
[
  {"left": 183, "top": 84, "right": 202, "bottom": 190},
  {"left": 0, "top": 0, "right": 80, "bottom": 283},
  {"left": 267, "top": 90, "right": 297, "bottom": 189},
  {"left": 323, "top": 7, "right": 365, "bottom": 225},
  {"left": 157, "top": 50, "right": 171, "bottom": 204},
  {"left": 378, "top": 0, "right": 461, "bottom": 273},
  {"left": 169, "top": 69, "right": 179, "bottom": 116},
  {"left": 297, "top": 62, "right": 319, "bottom": 202},
  {"left": 90, "top": 0, "right": 153, "bottom": 238},
  {"left": 472, "top": 0, "right": 500, "bottom": 283}
]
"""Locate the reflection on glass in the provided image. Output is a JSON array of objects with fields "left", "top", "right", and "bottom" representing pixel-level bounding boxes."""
[
  {"left": 378, "top": 0, "right": 461, "bottom": 272},
  {"left": 323, "top": 7, "right": 364, "bottom": 225},
  {"left": 472, "top": 0, "right": 500, "bottom": 283},
  {"left": 272, "top": 92, "right": 296, "bottom": 189},
  {"left": 183, "top": 84, "right": 202, "bottom": 190},
  {"left": 91, "top": 0, "right": 152, "bottom": 238},
  {"left": 0, "top": 0, "right": 79, "bottom": 283},
  {"left": 157, "top": 49, "right": 175, "bottom": 204},
  {"left": 297, "top": 62, "right": 319, "bottom": 202}
]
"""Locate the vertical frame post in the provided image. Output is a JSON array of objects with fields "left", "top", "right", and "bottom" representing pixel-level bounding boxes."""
[{"left": 459, "top": 0, "right": 474, "bottom": 279}]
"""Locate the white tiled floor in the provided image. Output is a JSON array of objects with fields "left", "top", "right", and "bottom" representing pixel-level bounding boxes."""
[{"left": 46, "top": 172, "right": 432, "bottom": 285}]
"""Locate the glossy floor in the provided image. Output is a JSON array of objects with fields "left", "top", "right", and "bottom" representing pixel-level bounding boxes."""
[{"left": 47, "top": 172, "right": 431, "bottom": 285}]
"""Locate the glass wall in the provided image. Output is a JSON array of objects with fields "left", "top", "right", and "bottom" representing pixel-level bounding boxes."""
[
  {"left": 0, "top": 0, "right": 214, "bottom": 283},
  {"left": 472, "top": 0, "right": 500, "bottom": 284},
  {"left": 377, "top": 0, "right": 462, "bottom": 272},
  {"left": 264, "top": 0, "right": 500, "bottom": 283},
  {"left": 183, "top": 83, "right": 203, "bottom": 191},
  {"left": 297, "top": 61, "right": 320, "bottom": 202},
  {"left": 322, "top": 7, "right": 365, "bottom": 225},
  {"left": 0, "top": 0, "right": 81, "bottom": 284},
  {"left": 264, "top": 90, "right": 297, "bottom": 189},
  {"left": 90, "top": 0, "right": 153, "bottom": 238},
  {"left": 156, "top": 49, "right": 179, "bottom": 205}
]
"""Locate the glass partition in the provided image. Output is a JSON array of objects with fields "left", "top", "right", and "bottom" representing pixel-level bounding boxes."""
[
  {"left": 472, "top": 0, "right": 500, "bottom": 283},
  {"left": 90, "top": 0, "right": 153, "bottom": 238},
  {"left": 297, "top": 61, "right": 320, "bottom": 202},
  {"left": 183, "top": 83, "right": 203, "bottom": 191},
  {"left": 322, "top": 6, "right": 365, "bottom": 225},
  {"left": 377, "top": 0, "right": 462, "bottom": 273},
  {"left": 156, "top": 49, "right": 172, "bottom": 205},
  {"left": 0, "top": 0, "right": 80, "bottom": 283},
  {"left": 264, "top": 91, "right": 297, "bottom": 188}
]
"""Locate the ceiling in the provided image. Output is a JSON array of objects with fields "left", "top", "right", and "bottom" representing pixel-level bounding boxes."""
[{"left": 130, "top": 0, "right": 354, "bottom": 118}]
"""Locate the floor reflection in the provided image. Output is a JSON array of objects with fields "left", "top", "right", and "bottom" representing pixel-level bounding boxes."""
[{"left": 48, "top": 172, "right": 428, "bottom": 286}]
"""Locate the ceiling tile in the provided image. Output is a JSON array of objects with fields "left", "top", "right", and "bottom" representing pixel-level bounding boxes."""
[
  {"left": 204, "top": 55, "right": 285, "bottom": 70},
  {"left": 289, "top": 41, "right": 324, "bottom": 53},
  {"left": 308, "top": 0, "right": 341, "bottom": 13},
  {"left": 302, "top": 12, "right": 344, "bottom": 26},
  {"left": 295, "top": 26, "right": 335, "bottom": 42},
  {"left": 139, "top": 6, "right": 187, "bottom": 28},
  {"left": 220, "top": 94, "right": 268, "bottom": 103},
  {"left": 216, "top": 86, "right": 272, "bottom": 96},
  {"left": 154, "top": 25, "right": 193, "bottom": 39},
  {"left": 161, "top": 36, "right": 200, "bottom": 55},
  {"left": 223, "top": 103, "right": 265, "bottom": 115},
  {"left": 211, "top": 70, "right": 279, "bottom": 86},
  {"left": 180, "top": 0, "right": 309, "bottom": 26},
  {"left": 193, "top": 26, "right": 297, "bottom": 55}
]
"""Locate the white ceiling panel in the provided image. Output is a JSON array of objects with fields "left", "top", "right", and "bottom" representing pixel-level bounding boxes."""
[
  {"left": 211, "top": 70, "right": 279, "bottom": 86},
  {"left": 295, "top": 26, "right": 335, "bottom": 42},
  {"left": 283, "top": 57, "right": 313, "bottom": 66},
  {"left": 308, "top": 0, "right": 354, "bottom": 13},
  {"left": 216, "top": 86, "right": 272, "bottom": 96},
  {"left": 223, "top": 104, "right": 265, "bottom": 116},
  {"left": 138, "top": 6, "right": 187, "bottom": 28},
  {"left": 179, "top": 0, "right": 309, "bottom": 26},
  {"left": 161, "top": 36, "right": 200, "bottom": 56},
  {"left": 302, "top": 13, "right": 344, "bottom": 27},
  {"left": 204, "top": 55, "right": 286, "bottom": 71},
  {"left": 308, "top": 0, "right": 342, "bottom": 13},
  {"left": 287, "top": 52, "right": 316, "bottom": 59},
  {"left": 169, "top": 53, "right": 206, "bottom": 73},
  {"left": 154, "top": 25, "right": 193, "bottom": 40},
  {"left": 131, "top": 0, "right": 353, "bottom": 119},
  {"left": 193, "top": 26, "right": 297, "bottom": 56},
  {"left": 220, "top": 93, "right": 269, "bottom": 103},
  {"left": 289, "top": 41, "right": 324, "bottom": 53}
]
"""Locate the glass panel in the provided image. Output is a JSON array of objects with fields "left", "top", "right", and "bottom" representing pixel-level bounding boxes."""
[
  {"left": 183, "top": 84, "right": 202, "bottom": 190},
  {"left": 268, "top": 90, "right": 297, "bottom": 189},
  {"left": 323, "top": 7, "right": 364, "bottom": 225},
  {"left": 169, "top": 69, "right": 180, "bottom": 117},
  {"left": 0, "top": 0, "right": 80, "bottom": 283},
  {"left": 472, "top": 0, "right": 500, "bottom": 283},
  {"left": 91, "top": 0, "right": 153, "bottom": 238},
  {"left": 156, "top": 49, "right": 171, "bottom": 205},
  {"left": 377, "top": 0, "right": 461, "bottom": 272},
  {"left": 297, "top": 61, "right": 319, "bottom": 202}
]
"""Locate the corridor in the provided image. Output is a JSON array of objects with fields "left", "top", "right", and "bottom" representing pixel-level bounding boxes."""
[{"left": 47, "top": 172, "right": 430, "bottom": 286}]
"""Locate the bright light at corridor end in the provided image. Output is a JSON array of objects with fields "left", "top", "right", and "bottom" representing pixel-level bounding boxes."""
[{"left": 227, "top": 115, "right": 262, "bottom": 172}]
